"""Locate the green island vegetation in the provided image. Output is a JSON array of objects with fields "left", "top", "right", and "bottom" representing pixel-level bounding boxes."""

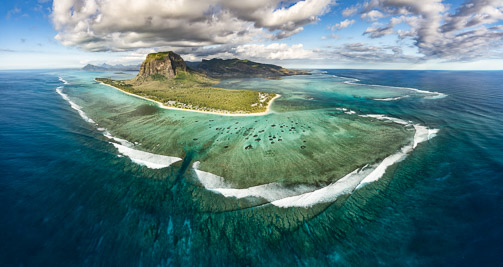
[
  {"left": 96, "top": 52, "right": 278, "bottom": 114},
  {"left": 194, "top": 58, "right": 311, "bottom": 78}
]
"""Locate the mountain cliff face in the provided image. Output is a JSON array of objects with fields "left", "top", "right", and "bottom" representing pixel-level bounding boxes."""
[{"left": 135, "top": 51, "right": 186, "bottom": 80}]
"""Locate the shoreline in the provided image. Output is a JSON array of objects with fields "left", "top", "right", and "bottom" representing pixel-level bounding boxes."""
[{"left": 95, "top": 79, "right": 280, "bottom": 117}]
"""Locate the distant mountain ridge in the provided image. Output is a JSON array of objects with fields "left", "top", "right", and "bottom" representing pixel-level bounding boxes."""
[
  {"left": 189, "top": 58, "right": 310, "bottom": 78},
  {"left": 84, "top": 57, "right": 309, "bottom": 78},
  {"left": 82, "top": 63, "right": 141, "bottom": 71}
]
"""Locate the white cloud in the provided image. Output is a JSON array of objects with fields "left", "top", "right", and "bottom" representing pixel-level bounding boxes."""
[
  {"left": 342, "top": 6, "right": 359, "bottom": 17},
  {"left": 327, "top": 42, "right": 420, "bottom": 62},
  {"left": 360, "top": 0, "right": 503, "bottom": 60},
  {"left": 235, "top": 43, "right": 317, "bottom": 60},
  {"left": 442, "top": 0, "right": 503, "bottom": 32},
  {"left": 361, "top": 10, "right": 384, "bottom": 21},
  {"left": 330, "top": 19, "right": 355, "bottom": 30},
  {"left": 51, "top": 0, "right": 334, "bottom": 52}
]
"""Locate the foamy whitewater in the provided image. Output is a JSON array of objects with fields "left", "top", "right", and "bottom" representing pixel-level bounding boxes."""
[
  {"left": 56, "top": 80, "right": 182, "bottom": 169},
  {"left": 111, "top": 143, "right": 181, "bottom": 169},
  {"left": 58, "top": 76, "right": 69, "bottom": 85},
  {"left": 192, "top": 113, "right": 438, "bottom": 208},
  {"left": 374, "top": 96, "right": 410, "bottom": 101},
  {"left": 56, "top": 87, "right": 96, "bottom": 124},
  {"left": 333, "top": 75, "right": 447, "bottom": 100},
  {"left": 336, "top": 107, "right": 356, "bottom": 114},
  {"left": 192, "top": 161, "right": 318, "bottom": 203}
]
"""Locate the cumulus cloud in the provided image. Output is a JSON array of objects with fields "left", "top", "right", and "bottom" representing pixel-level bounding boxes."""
[
  {"left": 328, "top": 42, "right": 420, "bottom": 62},
  {"left": 342, "top": 5, "right": 359, "bottom": 17},
  {"left": 51, "top": 0, "right": 334, "bottom": 52},
  {"left": 123, "top": 42, "right": 317, "bottom": 62},
  {"left": 442, "top": 0, "right": 503, "bottom": 32},
  {"left": 234, "top": 43, "right": 317, "bottom": 60},
  {"left": 361, "top": 10, "right": 384, "bottom": 21},
  {"left": 359, "top": 0, "right": 503, "bottom": 60},
  {"left": 331, "top": 19, "right": 355, "bottom": 30}
]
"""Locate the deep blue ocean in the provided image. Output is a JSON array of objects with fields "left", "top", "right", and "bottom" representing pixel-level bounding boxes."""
[{"left": 1, "top": 69, "right": 502, "bottom": 266}]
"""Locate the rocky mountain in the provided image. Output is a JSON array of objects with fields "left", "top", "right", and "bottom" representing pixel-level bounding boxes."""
[
  {"left": 96, "top": 51, "right": 278, "bottom": 114},
  {"left": 190, "top": 58, "right": 310, "bottom": 78},
  {"left": 82, "top": 63, "right": 140, "bottom": 71},
  {"left": 92, "top": 51, "right": 309, "bottom": 80},
  {"left": 135, "top": 51, "right": 186, "bottom": 80}
]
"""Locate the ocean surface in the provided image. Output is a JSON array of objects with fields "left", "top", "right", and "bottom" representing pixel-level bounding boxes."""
[{"left": 0, "top": 69, "right": 502, "bottom": 266}]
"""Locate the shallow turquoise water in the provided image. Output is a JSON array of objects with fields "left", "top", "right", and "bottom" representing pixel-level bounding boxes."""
[{"left": 0, "top": 69, "right": 502, "bottom": 265}]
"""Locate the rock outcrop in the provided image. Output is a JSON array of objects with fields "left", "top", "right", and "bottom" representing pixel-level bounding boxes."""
[{"left": 135, "top": 51, "right": 187, "bottom": 80}]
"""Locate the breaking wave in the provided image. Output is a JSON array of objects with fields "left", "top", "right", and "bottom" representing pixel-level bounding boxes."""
[
  {"left": 193, "top": 114, "right": 438, "bottom": 208},
  {"left": 110, "top": 142, "right": 181, "bottom": 169},
  {"left": 58, "top": 76, "right": 69, "bottom": 85},
  {"left": 193, "top": 161, "right": 317, "bottom": 202},
  {"left": 56, "top": 85, "right": 181, "bottom": 169},
  {"left": 374, "top": 96, "right": 410, "bottom": 101},
  {"left": 333, "top": 75, "right": 447, "bottom": 100},
  {"left": 56, "top": 87, "right": 96, "bottom": 124}
]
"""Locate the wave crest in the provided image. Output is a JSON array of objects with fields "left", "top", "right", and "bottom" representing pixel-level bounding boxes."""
[{"left": 192, "top": 114, "right": 439, "bottom": 208}]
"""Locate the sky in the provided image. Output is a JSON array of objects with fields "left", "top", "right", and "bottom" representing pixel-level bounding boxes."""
[{"left": 1, "top": 0, "right": 503, "bottom": 70}]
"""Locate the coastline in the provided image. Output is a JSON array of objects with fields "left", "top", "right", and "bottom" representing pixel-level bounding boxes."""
[{"left": 95, "top": 79, "right": 280, "bottom": 117}]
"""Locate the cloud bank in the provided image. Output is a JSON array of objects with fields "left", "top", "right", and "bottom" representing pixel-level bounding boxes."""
[
  {"left": 51, "top": 0, "right": 333, "bottom": 52},
  {"left": 50, "top": 0, "right": 503, "bottom": 66},
  {"left": 359, "top": 0, "right": 503, "bottom": 60}
]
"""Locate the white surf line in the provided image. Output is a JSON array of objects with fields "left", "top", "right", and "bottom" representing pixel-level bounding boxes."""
[
  {"left": 192, "top": 161, "right": 318, "bottom": 202},
  {"left": 359, "top": 114, "right": 409, "bottom": 125},
  {"left": 56, "top": 86, "right": 182, "bottom": 169},
  {"left": 56, "top": 86, "right": 96, "bottom": 124},
  {"left": 271, "top": 166, "right": 373, "bottom": 208},
  {"left": 333, "top": 75, "right": 447, "bottom": 100},
  {"left": 336, "top": 107, "right": 356, "bottom": 114},
  {"left": 110, "top": 142, "right": 182, "bottom": 169},
  {"left": 332, "top": 75, "right": 360, "bottom": 84},
  {"left": 58, "top": 76, "right": 69, "bottom": 84},
  {"left": 102, "top": 129, "right": 182, "bottom": 168},
  {"left": 102, "top": 130, "right": 134, "bottom": 147},
  {"left": 355, "top": 114, "right": 438, "bottom": 188},
  {"left": 193, "top": 161, "right": 372, "bottom": 208},
  {"left": 374, "top": 96, "right": 410, "bottom": 101},
  {"left": 192, "top": 114, "right": 439, "bottom": 208}
]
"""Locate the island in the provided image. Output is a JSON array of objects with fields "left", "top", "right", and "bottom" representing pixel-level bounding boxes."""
[{"left": 95, "top": 52, "right": 307, "bottom": 115}]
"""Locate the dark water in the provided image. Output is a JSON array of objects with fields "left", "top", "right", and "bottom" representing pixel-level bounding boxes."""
[{"left": 0, "top": 69, "right": 502, "bottom": 266}]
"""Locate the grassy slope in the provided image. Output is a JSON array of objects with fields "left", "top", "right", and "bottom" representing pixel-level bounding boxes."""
[{"left": 96, "top": 70, "right": 275, "bottom": 113}]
